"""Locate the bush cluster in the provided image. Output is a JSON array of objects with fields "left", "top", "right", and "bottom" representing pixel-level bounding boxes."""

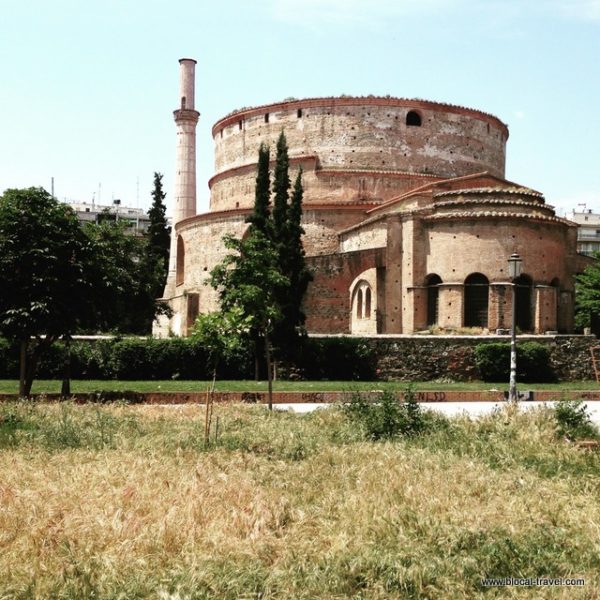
[
  {"left": 0, "top": 336, "right": 377, "bottom": 381},
  {"left": 343, "top": 387, "right": 427, "bottom": 440},
  {"left": 554, "top": 399, "right": 599, "bottom": 440},
  {"left": 474, "top": 342, "right": 556, "bottom": 382}
]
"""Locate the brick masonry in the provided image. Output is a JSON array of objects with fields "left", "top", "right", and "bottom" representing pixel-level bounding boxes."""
[{"left": 156, "top": 94, "right": 588, "bottom": 338}]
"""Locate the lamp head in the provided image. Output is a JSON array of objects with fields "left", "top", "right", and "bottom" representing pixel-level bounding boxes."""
[{"left": 508, "top": 252, "right": 522, "bottom": 280}]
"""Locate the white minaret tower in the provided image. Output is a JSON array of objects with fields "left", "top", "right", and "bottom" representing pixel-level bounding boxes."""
[{"left": 167, "top": 58, "right": 199, "bottom": 278}]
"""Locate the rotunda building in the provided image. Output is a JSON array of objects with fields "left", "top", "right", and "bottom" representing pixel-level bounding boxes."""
[{"left": 156, "top": 71, "right": 586, "bottom": 337}]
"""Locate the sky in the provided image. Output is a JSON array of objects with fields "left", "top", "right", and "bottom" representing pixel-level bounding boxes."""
[{"left": 1, "top": 0, "right": 599, "bottom": 218}]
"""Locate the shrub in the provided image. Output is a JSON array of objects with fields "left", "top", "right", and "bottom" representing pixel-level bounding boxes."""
[
  {"left": 344, "top": 386, "right": 425, "bottom": 440},
  {"left": 554, "top": 399, "right": 599, "bottom": 440},
  {"left": 0, "top": 338, "right": 18, "bottom": 378},
  {"left": 294, "top": 337, "right": 376, "bottom": 380},
  {"left": 70, "top": 339, "right": 114, "bottom": 379},
  {"left": 474, "top": 341, "right": 555, "bottom": 382}
]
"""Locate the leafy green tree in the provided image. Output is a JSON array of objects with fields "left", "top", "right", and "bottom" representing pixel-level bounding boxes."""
[
  {"left": 576, "top": 252, "right": 600, "bottom": 328},
  {"left": 0, "top": 188, "right": 93, "bottom": 395},
  {"left": 0, "top": 187, "right": 169, "bottom": 395},
  {"left": 146, "top": 172, "right": 171, "bottom": 295},
  {"left": 209, "top": 231, "right": 288, "bottom": 409},
  {"left": 208, "top": 132, "right": 311, "bottom": 397},
  {"left": 192, "top": 306, "right": 251, "bottom": 383},
  {"left": 83, "top": 219, "right": 167, "bottom": 334}
]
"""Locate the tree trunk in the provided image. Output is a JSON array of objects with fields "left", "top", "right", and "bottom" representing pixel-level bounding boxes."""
[
  {"left": 24, "top": 343, "right": 40, "bottom": 398},
  {"left": 61, "top": 337, "right": 72, "bottom": 398},
  {"left": 265, "top": 331, "right": 273, "bottom": 411},
  {"left": 24, "top": 337, "right": 56, "bottom": 398},
  {"left": 19, "top": 340, "right": 27, "bottom": 397}
]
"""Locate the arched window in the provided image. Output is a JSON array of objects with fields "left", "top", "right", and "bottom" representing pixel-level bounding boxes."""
[
  {"left": 176, "top": 235, "right": 185, "bottom": 286},
  {"left": 406, "top": 111, "right": 422, "bottom": 126},
  {"left": 514, "top": 274, "right": 533, "bottom": 332},
  {"left": 425, "top": 274, "right": 442, "bottom": 326},
  {"left": 464, "top": 273, "right": 489, "bottom": 327},
  {"left": 356, "top": 289, "right": 363, "bottom": 319},
  {"left": 365, "top": 288, "right": 372, "bottom": 319}
]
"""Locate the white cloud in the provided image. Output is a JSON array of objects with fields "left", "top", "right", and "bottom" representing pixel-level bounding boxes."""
[
  {"left": 270, "top": 0, "right": 461, "bottom": 28},
  {"left": 514, "top": 110, "right": 526, "bottom": 119}
]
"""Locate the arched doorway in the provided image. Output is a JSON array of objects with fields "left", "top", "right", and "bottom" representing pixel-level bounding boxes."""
[
  {"left": 464, "top": 273, "right": 489, "bottom": 328},
  {"left": 425, "top": 274, "right": 442, "bottom": 326},
  {"left": 514, "top": 274, "right": 533, "bottom": 332}
]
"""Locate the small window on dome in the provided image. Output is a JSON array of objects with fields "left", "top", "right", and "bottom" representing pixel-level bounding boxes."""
[{"left": 406, "top": 111, "right": 422, "bottom": 126}]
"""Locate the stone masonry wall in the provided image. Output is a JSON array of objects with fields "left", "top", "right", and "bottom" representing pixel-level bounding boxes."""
[{"left": 358, "top": 335, "right": 597, "bottom": 381}]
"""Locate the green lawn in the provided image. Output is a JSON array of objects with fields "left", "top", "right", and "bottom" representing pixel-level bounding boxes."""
[{"left": 2, "top": 379, "right": 600, "bottom": 394}]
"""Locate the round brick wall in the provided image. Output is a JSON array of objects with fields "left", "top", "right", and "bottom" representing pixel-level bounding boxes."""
[{"left": 209, "top": 97, "right": 508, "bottom": 211}]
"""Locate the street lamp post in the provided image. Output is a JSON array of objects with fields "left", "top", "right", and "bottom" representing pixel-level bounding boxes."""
[{"left": 508, "top": 252, "right": 522, "bottom": 402}]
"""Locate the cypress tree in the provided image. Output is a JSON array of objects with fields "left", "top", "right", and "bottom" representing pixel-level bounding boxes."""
[
  {"left": 272, "top": 132, "right": 290, "bottom": 245},
  {"left": 147, "top": 172, "right": 171, "bottom": 269},
  {"left": 285, "top": 168, "right": 312, "bottom": 330},
  {"left": 246, "top": 143, "right": 271, "bottom": 236},
  {"left": 146, "top": 172, "right": 171, "bottom": 301}
]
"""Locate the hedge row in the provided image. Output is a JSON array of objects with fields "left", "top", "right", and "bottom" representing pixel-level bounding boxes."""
[
  {"left": 0, "top": 337, "right": 556, "bottom": 382},
  {"left": 0, "top": 337, "right": 377, "bottom": 381},
  {"left": 473, "top": 342, "right": 556, "bottom": 383}
]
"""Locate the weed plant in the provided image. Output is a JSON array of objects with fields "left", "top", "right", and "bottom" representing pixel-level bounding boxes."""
[
  {"left": 343, "top": 386, "right": 429, "bottom": 440},
  {"left": 554, "top": 398, "right": 599, "bottom": 440}
]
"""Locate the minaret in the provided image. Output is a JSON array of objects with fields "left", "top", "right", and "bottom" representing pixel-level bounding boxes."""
[{"left": 167, "top": 58, "right": 199, "bottom": 278}]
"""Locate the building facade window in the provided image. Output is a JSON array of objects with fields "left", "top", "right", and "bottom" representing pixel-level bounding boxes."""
[
  {"left": 425, "top": 274, "right": 442, "bottom": 326},
  {"left": 356, "top": 289, "right": 363, "bottom": 318},
  {"left": 464, "top": 273, "right": 489, "bottom": 327},
  {"left": 176, "top": 235, "right": 185, "bottom": 286},
  {"left": 353, "top": 281, "right": 374, "bottom": 321},
  {"left": 406, "top": 110, "right": 422, "bottom": 126}
]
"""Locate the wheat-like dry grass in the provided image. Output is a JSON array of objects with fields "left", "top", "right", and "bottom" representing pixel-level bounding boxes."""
[{"left": 0, "top": 402, "right": 598, "bottom": 599}]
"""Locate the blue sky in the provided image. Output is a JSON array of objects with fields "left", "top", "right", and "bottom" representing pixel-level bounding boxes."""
[{"left": 1, "top": 0, "right": 599, "bottom": 217}]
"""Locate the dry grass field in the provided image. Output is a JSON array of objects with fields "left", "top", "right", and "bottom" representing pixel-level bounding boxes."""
[{"left": 0, "top": 400, "right": 599, "bottom": 599}]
